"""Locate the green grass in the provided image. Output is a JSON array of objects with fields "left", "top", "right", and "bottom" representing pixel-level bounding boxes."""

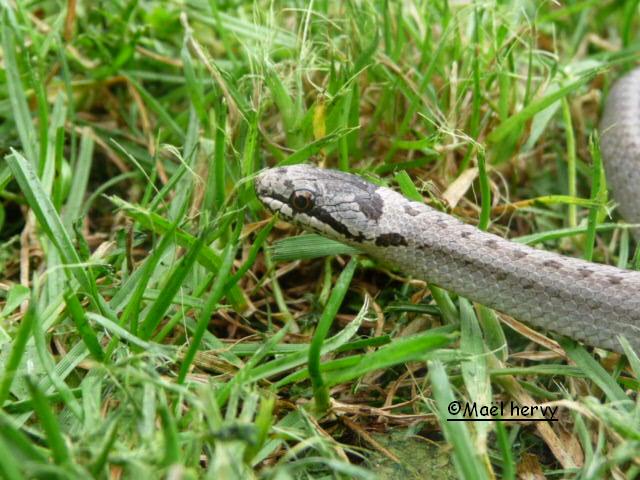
[{"left": 1, "top": 1, "right": 640, "bottom": 478}]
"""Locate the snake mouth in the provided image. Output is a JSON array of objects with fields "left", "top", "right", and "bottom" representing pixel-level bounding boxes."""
[{"left": 258, "top": 194, "right": 294, "bottom": 220}]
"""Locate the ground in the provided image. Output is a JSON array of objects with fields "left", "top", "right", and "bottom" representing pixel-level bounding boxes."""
[{"left": 0, "top": 1, "right": 639, "bottom": 479}]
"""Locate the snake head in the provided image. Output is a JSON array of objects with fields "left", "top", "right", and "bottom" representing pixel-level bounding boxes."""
[{"left": 254, "top": 165, "right": 387, "bottom": 244}]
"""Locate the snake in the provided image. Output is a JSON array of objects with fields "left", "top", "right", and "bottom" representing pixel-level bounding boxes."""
[{"left": 255, "top": 69, "right": 640, "bottom": 354}]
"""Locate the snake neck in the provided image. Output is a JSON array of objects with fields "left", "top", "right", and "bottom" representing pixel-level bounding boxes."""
[{"left": 355, "top": 192, "right": 640, "bottom": 352}]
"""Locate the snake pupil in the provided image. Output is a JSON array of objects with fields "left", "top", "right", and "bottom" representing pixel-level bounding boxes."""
[{"left": 290, "top": 190, "right": 315, "bottom": 212}]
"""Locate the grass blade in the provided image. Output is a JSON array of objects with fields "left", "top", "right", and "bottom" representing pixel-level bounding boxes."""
[
  {"left": 1, "top": 17, "right": 37, "bottom": 164},
  {"left": 62, "top": 129, "right": 94, "bottom": 229},
  {"left": 177, "top": 232, "right": 239, "bottom": 383},
  {"left": 324, "top": 329, "right": 454, "bottom": 387},
  {"left": 126, "top": 75, "right": 185, "bottom": 140},
  {"left": 488, "top": 74, "right": 593, "bottom": 144},
  {"left": 309, "top": 258, "right": 357, "bottom": 413},
  {"left": 0, "top": 434, "right": 24, "bottom": 480},
  {"left": 63, "top": 291, "right": 105, "bottom": 361},
  {"left": 0, "top": 299, "right": 36, "bottom": 406},
  {"left": 6, "top": 150, "right": 94, "bottom": 295},
  {"left": 119, "top": 222, "right": 180, "bottom": 335},
  {"left": 0, "top": 411, "right": 48, "bottom": 463},
  {"left": 428, "top": 360, "right": 489, "bottom": 480},
  {"left": 139, "top": 232, "right": 207, "bottom": 339},
  {"left": 26, "top": 377, "right": 71, "bottom": 466},
  {"left": 560, "top": 340, "right": 629, "bottom": 406},
  {"left": 270, "top": 234, "right": 362, "bottom": 261}
]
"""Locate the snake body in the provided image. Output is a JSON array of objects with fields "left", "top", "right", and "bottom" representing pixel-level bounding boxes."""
[{"left": 255, "top": 69, "right": 640, "bottom": 353}]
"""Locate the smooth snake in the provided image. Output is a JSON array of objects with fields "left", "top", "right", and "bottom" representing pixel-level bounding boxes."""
[{"left": 255, "top": 69, "right": 640, "bottom": 353}]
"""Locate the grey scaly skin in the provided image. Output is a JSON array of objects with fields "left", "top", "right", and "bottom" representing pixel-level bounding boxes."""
[
  {"left": 600, "top": 68, "right": 640, "bottom": 240},
  {"left": 255, "top": 69, "right": 640, "bottom": 354}
]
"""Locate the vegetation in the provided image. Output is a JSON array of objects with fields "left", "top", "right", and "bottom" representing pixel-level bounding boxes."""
[{"left": 1, "top": 1, "right": 639, "bottom": 478}]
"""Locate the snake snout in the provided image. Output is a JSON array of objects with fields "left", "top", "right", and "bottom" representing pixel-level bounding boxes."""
[
  {"left": 254, "top": 169, "right": 272, "bottom": 198},
  {"left": 254, "top": 168, "right": 292, "bottom": 216}
]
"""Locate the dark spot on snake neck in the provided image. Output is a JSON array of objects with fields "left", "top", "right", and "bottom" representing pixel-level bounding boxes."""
[
  {"left": 547, "top": 286, "right": 563, "bottom": 299},
  {"left": 404, "top": 204, "right": 421, "bottom": 216},
  {"left": 496, "top": 272, "right": 508, "bottom": 281},
  {"left": 512, "top": 250, "right": 527, "bottom": 260},
  {"left": 585, "top": 297, "right": 600, "bottom": 310},
  {"left": 543, "top": 260, "right": 562, "bottom": 269},
  {"left": 522, "top": 281, "right": 535, "bottom": 290},
  {"left": 577, "top": 268, "right": 593, "bottom": 278},
  {"left": 485, "top": 239, "right": 499, "bottom": 249},
  {"left": 460, "top": 230, "right": 472, "bottom": 239},
  {"left": 436, "top": 218, "right": 448, "bottom": 229},
  {"left": 355, "top": 191, "right": 384, "bottom": 220},
  {"left": 375, "top": 232, "right": 408, "bottom": 247},
  {"left": 607, "top": 275, "right": 623, "bottom": 285}
]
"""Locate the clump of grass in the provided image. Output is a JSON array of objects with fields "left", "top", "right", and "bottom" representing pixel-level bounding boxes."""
[{"left": 1, "top": 1, "right": 640, "bottom": 478}]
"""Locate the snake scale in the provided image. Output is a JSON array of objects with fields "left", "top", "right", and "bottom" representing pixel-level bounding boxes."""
[{"left": 255, "top": 69, "right": 640, "bottom": 353}]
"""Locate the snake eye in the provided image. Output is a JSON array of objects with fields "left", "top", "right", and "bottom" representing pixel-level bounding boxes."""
[{"left": 290, "top": 190, "right": 315, "bottom": 212}]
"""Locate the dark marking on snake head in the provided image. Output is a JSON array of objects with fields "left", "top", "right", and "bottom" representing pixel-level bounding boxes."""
[
  {"left": 271, "top": 167, "right": 287, "bottom": 176},
  {"left": 460, "top": 231, "right": 472, "bottom": 239},
  {"left": 522, "top": 281, "right": 535, "bottom": 290},
  {"left": 404, "top": 204, "right": 421, "bottom": 216},
  {"left": 310, "top": 207, "right": 366, "bottom": 242},
  {"left": 436, "top": 218, "right": 448, "bottom": 229},
  {"left": 326, "top": 170, "right": 384, "bottom": 220},
  {"left": 496, "top": 272, "right": 508, "bottom": 281},
  {"left": 543, "top": 260, "right": 562, "bottom": 269},
  {"left": 512, "top": 250, "right": 527, "bottom": 260},
  {"left": 356, "top": 192, "right": 384, "bottom": 220},
  {"left": 375, "top": 232, "right": 408, "bottom": 247}
]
